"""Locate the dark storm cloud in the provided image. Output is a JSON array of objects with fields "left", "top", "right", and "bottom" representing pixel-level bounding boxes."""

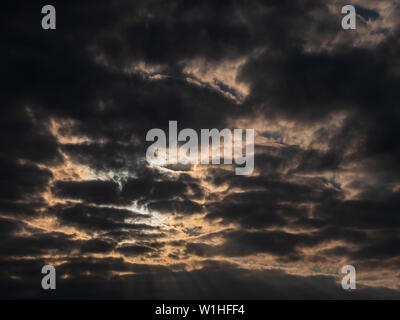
[
  {"left": 2, "top": 0, "right": 400, "bottom": 299},
  {"left": 205, "top": 172, "right": 343, "bottom": 228},
  {"left": 0, "top": 105, "right": 62, "bottom": 165},
  {"left": 121, "top": 173, "right": 205, "bottom": 213},
  {"left": 0, "top": 158, "right": 53, "bottom": 203},
  {"left": 241, "top": 31, "right": 400, "bottom": 119},
  {"left": 201, "top": 162, "right": 399, "bottom": 267},
  {"left": 52, "top": 170, "right": 204, "bottom": 215},
  {"left": 116, "top": 244, "right": 155, "bottom": 257},
  {"left": 324, "top": 237, "right": 400, "bottom": 262},
  {"left": 185, "top": 231, "right": 303, "bottom": 258},
  {"left": 62, "top": 142, "right": 144, "bottom": 173},
  {"left": 147, "top": 199, "right": 204, "bottom": 215},
  {"left": 348, "top": 236, "right": 400, "bottom": 261},
  {"left": 1, "top": 258, "right": 400, "bottom": 299},
  {"left": 80, "top": 239, "right": 116, "bottom": 254},
  {"left": 0, "top": 157, "right": 53, "bottom": 219},
  {"left": 212, "top": 173, "right": 343, "bottom": 203},
  {"left": 253, "top": 143, "right": 344, "bottom": 176},
  {"left": 53, "top": 203, "right": 153, "bottom": 232},
  {"left": 52, "top": 180, "right": 120, "bottom": 205},
  {"left": 57, "top": 257, "right": 170, "bottom": 276},
  {"left": 2, "top": 0, "right": 346, "bottom": 137},
  {"left": 290, "top": 149, "right": 343, "bottom": 174},
  {"left": 0, "top": 216, "right": 150, "bottom": 258},
  {"left": 101, "top": 230, "right": 167, "bottom": 242},
  {"left": 4, "top": 1, "right": 249, "bottom": 171},
  {"left": 0, "top": 217, "right": 24, "bottom": 236},
  {"left": 0, "top": 200, "right": 44, "bottom": 217},
  {"left": 185, "top": 226, "right": 367, "bottom": 259},
  {"left": 314, "top": 192, "right": 400, "bottom": 230},
  {"left": 122, "top": 176, "right": 191, "bottom": 202},
  {"left": 240, "top": 29, "right": 400, "bottom": 192},
  {"left": 205, "top": 196, "right": 290, "bottom": 228},
  {"left": 321, "top": 231, "right": 400, "bottom": 272},
  {"left": 4, "top": 0, "right": 398, "bottom": 127},
  {"left": 0, "top": 229, "right": 110, "bottom": 258}
]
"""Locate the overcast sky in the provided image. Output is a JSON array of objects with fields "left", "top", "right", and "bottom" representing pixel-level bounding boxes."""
[{"left": 1, "top": 0, "right": 400, "bottom": 299}]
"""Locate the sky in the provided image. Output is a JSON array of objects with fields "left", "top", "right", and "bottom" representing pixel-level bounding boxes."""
[{"left": 1, "top": 0, "right": 400, "bottom": 299}]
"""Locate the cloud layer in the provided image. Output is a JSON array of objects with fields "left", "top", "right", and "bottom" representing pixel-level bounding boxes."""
[{"left": 1, "top": 0, "right": 400, "bottom": 299}]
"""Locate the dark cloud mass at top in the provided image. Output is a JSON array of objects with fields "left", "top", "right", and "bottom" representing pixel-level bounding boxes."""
[{"left": 1, "top": 0, "right": 400, "bottom": 299}]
